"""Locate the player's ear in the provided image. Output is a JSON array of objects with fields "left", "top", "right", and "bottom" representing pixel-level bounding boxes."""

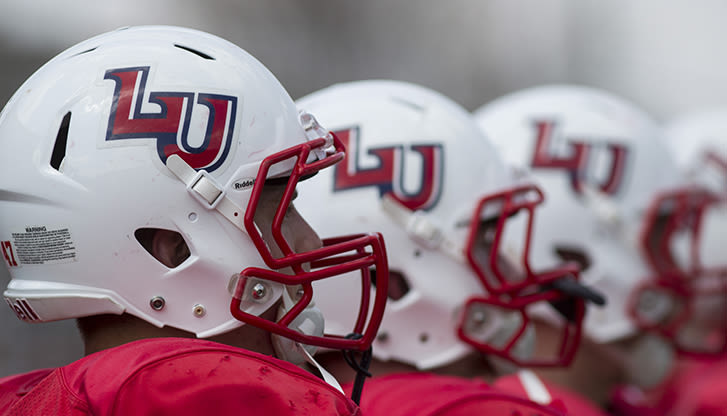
[{"left": 150, "top": 229, "right": 190, "bottom": 268}]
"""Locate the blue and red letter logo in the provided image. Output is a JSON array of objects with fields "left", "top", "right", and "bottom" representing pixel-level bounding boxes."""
[
  {"left": 332, "top": 127, "right": 443, "bottom": 211},
  {"left": 531, "top": 120, "right": 629, "bottom": 196},
  {"left": 104, "top": 66, "right": 237, "bottom": 172}
]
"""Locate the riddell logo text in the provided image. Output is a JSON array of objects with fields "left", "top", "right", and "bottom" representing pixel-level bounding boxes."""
[{"left": 234, "top": 179, "right": 255, "bottom": 190}]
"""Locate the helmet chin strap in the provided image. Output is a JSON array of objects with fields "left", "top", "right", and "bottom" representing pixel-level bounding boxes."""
[
  {"left": 166, "top": 154, "right": 249, "bottom": 233},
  {"left": 341, "top": 334, "right": 373, "bottom": 405},
  {"left": 380, "top": 194, "right": 463, "bottom": 261},
  {"left": 516, "top": 369, "right": 553, "bottom": 405},
  {"left": 270, "top": 286, "right": 343, "bottom": 394}
]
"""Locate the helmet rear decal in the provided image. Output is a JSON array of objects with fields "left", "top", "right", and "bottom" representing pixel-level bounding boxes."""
[
  {"left": 332, "top": 126, "right": 443, "bottom": 211},
  {"left": 1, "top": 240, "right": 18, "bottom": 267},
  {"left": 4, "top": 298, "right": 40, "bottom": 322},
  {"left": 104, "top": 66, "right": 237, "bottom": 172},
  {"left": 530, "top": 120, "right": 629, "bottom": 196}
]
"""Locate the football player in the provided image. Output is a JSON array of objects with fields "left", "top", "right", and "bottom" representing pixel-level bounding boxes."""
[
  {"left": 0, "top": 26, "right": 390, "bottom": 415},
  {"left": 294, "top": 80, "right": 604, "bottom": 415},
  {"left": 608, "top": 108, "right": 727, "bottom": 415},
  {"left": 474, "top": 85, "right": 725, "bottom": 412}
]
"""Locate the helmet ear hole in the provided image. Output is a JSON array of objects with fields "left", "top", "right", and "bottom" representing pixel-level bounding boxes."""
[
  {"left": 372, "top": 269, "right": 410, "bottom": 301},
  {"left": 554, "top": 246, "right": 591, "bottom": 272},
  {"left": 134, "top": 228, "right": 191, "bottom": 268}
]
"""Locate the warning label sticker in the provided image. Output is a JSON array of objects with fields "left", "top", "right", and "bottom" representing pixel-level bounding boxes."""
[{"left": 11, "top": 226, "right": 77, "bottom": 265}]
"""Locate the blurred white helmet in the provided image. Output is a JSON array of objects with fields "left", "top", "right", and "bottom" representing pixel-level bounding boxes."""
[
  {"left": 661, "top": 109, "right": 727, "bottom": 353},
  {"left": 474, "top": 85, "right": 725, "bottom": 383},
  {"left": 0, "top": 26, "right": 389, "bottom": 358},
  {"left": 663, "top": 109, "right": 727, "bottom": 271},
  {"left": 296, "top": 80, "right": 596, "bottom": 370}
]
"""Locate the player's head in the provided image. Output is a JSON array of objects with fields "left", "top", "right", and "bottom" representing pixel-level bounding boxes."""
[
  {"left": 474, "top": 85, "right": 724, "bottom": 385},
  {"left": 0, "top": 26, "right": 388, "bottom": 362},
  {"left": 295, "top": 80, "right": 599, "bottom": 371}
]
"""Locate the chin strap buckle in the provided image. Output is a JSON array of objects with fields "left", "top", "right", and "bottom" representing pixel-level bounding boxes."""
[{"left": 166, "top": 154, "right": 247, "bottom": 233}]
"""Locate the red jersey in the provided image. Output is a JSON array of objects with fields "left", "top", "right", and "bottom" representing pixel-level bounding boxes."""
[
  {"left": 346, "top": 372, "right": 569, "bottom": 415},
  {"left": 0, "top": 337, "right": 359, "bottom": 416},
  {"left": 494, "top": 371, "right": 609, "bottom": 416},
  {"left": 611, "top": 357, "right": 727, "bottom": 416}
]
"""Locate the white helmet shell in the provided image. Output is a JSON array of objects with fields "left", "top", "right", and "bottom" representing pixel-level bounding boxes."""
[
  {"left": 0, "top": 26, "right": 387, "bottom": 355},
  {"left": 663, "top": 109, "right": 727, "bottom": 275},
  {"left": 296, "top": 81, "right": 584, "bottom": 369},
  {"left": 474, "top": 85, "right": 688, "bottom": 344}
]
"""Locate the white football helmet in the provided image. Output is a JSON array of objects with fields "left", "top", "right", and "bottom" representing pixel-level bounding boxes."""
[
  {"left": 474, "top": 85, "right": 725, "bottom": 371},
  {"left": 661, "top": 109, "right": 727, "bottom": 353},
  {"left": 0, "top": 26, "right": 389, "bottom": 357},
  {"left": 296, "top": 80, "right": 595, "bottom": 370}
]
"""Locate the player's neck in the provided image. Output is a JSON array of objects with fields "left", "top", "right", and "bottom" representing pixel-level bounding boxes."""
[
  {"left": 79, "top": 311, "right": 278, "bottom": 357},
  {"left": 78, "top": 314, "right": 194, "bottom": 356}
]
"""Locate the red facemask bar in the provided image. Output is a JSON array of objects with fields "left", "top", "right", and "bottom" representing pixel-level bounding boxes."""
[
  {"left": 629, "top": 278, "right": 727, "bottom": 357},
  {"left": 458, "top": 289, "right": 584, "bottom": 367},
  {"left": 465, "top": 184, "right": 581, "bottom": 295},
  {"left": 703, "top": 150, "right": 727, "bottom": 192},
  {"left": 640, "top": 188, "right": 726, "bottom": 281},
  {"left": 461, "top": 183, "right": 602, "bottom": 367},
  {"left": 230, "top": 133, "right": 389, "bottom": 352},
  {"left": 636, "top": 188, "right": 727, "bottom": 357}
]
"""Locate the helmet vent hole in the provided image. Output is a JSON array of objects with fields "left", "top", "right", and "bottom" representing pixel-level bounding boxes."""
[
  {"left": 135, "top": 228, "right": 191, "bottom": 268},
  {"left": 70, "top": 47, "right": 97, "bottom": 58},
  {"left": 50, "top": 112, "right": 71, "bottom": 171},
  {"left": 174, "top": 44, "right": 215, "bottom": 60}
]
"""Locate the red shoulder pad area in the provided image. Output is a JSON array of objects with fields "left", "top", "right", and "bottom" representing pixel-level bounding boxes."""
[
  {"left": 494, "top": 372, "right": 608, "bottom": 416},
  {"left": 349, "top": 372, "right": 569, "bottom": 416},
  {"left": 611, "top": 357, "right": 727, "bottom": 416},
  {"left": 6, "top": 338, "right": 359, "bottom": 416},
  {"left": 0, "top": 368, "right": 54, "bottom": 414}
]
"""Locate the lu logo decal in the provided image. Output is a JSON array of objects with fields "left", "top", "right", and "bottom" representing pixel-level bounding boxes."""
[
  {"left": 530, "top": 120, "right": 629, "bottom": 196},
  {"left": 104, "top": 66, "right": 237, "bottom": 172},
  {"left": 332, "top": 127, "right": 443, "bottom": 211}
]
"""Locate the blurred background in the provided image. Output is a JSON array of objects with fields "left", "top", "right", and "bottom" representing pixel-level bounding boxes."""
[{"left": 1, "top": 0, "right": 726, "bottom": 377}]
